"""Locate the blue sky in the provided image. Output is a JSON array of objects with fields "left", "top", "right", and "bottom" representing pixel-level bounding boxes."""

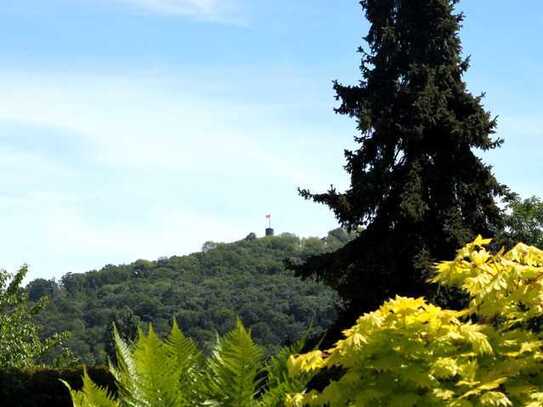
[{"left": 0, "top": 0, "right": 542, "bottom": 280}]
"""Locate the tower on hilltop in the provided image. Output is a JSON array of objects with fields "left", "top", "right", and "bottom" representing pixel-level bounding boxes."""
[{"left": 265, "top": 214, "right": 274, "bottom": 236}]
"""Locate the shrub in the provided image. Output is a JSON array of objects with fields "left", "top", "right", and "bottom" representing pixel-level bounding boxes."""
[
  {"left": 0, "top": 265, "right": 74, "bottom": 368},
  {"left": 0, "top": 366, "right": 114, "bottom": 407},
  {"left": 287, "top": 237, "right": 543, "bottom": 406}
]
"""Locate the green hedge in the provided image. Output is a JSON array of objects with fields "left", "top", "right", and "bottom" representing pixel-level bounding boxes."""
[{"left": 0, "top": 366, "right": 115, "bottom": 407}]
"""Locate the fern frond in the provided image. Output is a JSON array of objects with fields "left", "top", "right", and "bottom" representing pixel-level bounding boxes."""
[
  {"left": 166, "top": 320, "right": 203, "bottom": 371},
  {"left": 166, "top": 320, "right": 205, "bottom": 406},
  {"left": 109, "top": 324, "right": 183, "bottom": 407},
  {"left": 130, "top": 324, "right": 183, "bottom": 407},
  {"left": 205, "top": 319, "right": 264, "bottom": 407},
  {"left": 63, "top": 381, "right": 88, "bottom": 407},
  {"left": 108, "top": 323, "right": 143, "bottom": 405},
  {"left": 62, "top": 368, "right": 118, "bottom": 407}
]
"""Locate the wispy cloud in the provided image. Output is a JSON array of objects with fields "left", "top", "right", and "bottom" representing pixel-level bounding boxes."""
[
  {"left": 0, "top": 69, "right": 345, "bottom": 279},
  {"left": 0, "top": 70, "right": 335, "bottom": 187},
  {"left": 109, "top": 0, "right": 242, "bottom": 22}
]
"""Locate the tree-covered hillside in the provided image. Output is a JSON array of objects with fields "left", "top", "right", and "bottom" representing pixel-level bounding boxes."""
[{"left": 28, "top": 230, "right": 348, "bottom": 365}]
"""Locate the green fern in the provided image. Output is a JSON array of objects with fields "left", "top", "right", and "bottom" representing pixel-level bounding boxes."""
[
  {"left": 130, "top": 325, "right": 182, "bottom": 406},
  {"left": 204, "top": 320, "right": 263, "bottom": 407},
  {"left": 166, "top": 321, "right": 205, "bottom": 406},
  {"left": 66, "top": 320, "right": 316, "bottom": 407},
  {"left": 62, "top": 368, "right": 118, "bottom": 407}
]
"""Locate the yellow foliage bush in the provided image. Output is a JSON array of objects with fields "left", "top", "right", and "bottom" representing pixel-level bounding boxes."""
[{"left": 287, "top": 237, "right": 543, "bottom": 406}]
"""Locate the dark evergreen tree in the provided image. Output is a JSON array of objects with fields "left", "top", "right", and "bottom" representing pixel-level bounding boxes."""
[{"left": 295, "top": 0, "right": 511, "bottom": 328}]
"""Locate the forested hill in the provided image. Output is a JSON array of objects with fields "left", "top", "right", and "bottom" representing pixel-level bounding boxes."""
[{"left": 27, "top": 230, "right": 350, "bottom": 365}]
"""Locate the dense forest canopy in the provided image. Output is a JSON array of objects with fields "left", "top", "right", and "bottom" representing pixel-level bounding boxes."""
[{"left": 27, "top": 230, "right": 351, "bottom": 365}]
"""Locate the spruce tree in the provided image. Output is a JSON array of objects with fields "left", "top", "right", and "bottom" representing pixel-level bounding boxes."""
[{"left": 296, "top": 0, "right": 511, "bottom": 327}]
